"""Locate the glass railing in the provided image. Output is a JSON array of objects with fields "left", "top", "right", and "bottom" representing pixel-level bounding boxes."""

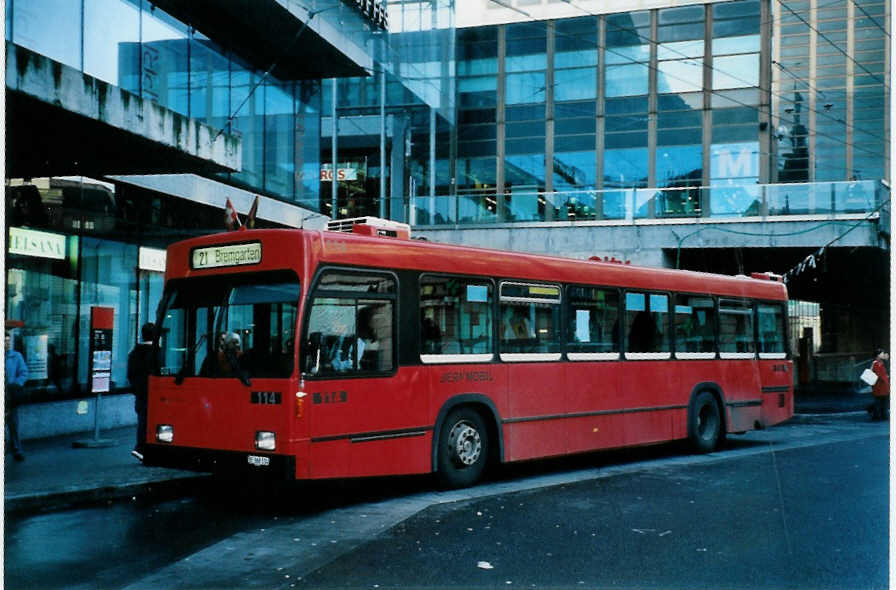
[{"left": 411, "top": 180, "right": 886, "bottom": 226}]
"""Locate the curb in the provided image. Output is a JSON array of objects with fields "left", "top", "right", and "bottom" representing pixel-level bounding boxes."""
[
  {"left": 789, "top": 411, "right": 870, "bottom": 424},
  {"left": 5, "top": 474, "right": 211, "bottom": 516}
]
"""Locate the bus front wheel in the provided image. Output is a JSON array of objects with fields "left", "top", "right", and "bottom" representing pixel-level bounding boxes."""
[
  {"left": 690, "top": 392, "right": 723, "bottom": 453},
  {"left": 437, "top": 407, "right": 488, "bottom": 489}
]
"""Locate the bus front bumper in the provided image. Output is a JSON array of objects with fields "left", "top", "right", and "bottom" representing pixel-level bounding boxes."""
[{"left": 143, "top": 443, "right": 297, "bottom": 480}]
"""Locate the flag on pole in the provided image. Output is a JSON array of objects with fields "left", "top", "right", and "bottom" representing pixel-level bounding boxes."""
[
  {"left": 246, "top": 196, "right": 259, "bottom": 229},
  {"left": 225, "top": 198, "right": 241, "bottom": 231}
]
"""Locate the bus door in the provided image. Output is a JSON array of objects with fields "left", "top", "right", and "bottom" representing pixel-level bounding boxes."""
[
  {"left": 301, "top": 270, "right": 429, "bottom": 478},
  {"left": 499, "top": 282, "right": 566, "bottom": 461},
  {"left": 756, "top": 302, "right": 793, "bottom": 425}
]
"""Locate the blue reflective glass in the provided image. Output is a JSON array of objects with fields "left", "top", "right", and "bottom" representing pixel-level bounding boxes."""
[
  {"left": 554, "top": 68, "right": 597, "bottom": 101},
  {"left": 658, "top": 22, "right": 705, "bottom": 43},
  {"left": 506, "top": 105, "right": 544, "bottom": 121},
  {"left": 230, "top": 64, "right": 265, "bottom": 189},
  {"left": 457, "top": 157, "right": 497, "bottom": 190},
  {"left": 605, "top": 115, "right": 647, "bottom": 133},
  {"left": 713, "top": 35, "right": 760, "bottom": 55},
  {"left": 657, "top": 39, "right": 704, "bottom": 60},
  {"left": 657, "top": 144, "right": 703, "bottom": 187},
  {"left": 553, "top": 151, "right": 596, "bottom": 188},
  {"left": 606, "top": 64, "right": 648, "bottom": 97},
  {"left": 657, "top": 92, "right": 702, "bottom": 111},
  {"left": 710, "top": 142, "right": 759, "bottom": 182},
  {"left": 141, "top": 5, "right": 189, "bottom": 115},
  {"left": 296, "top": 80, "right": 321, "bottom": 207},
  {"left": 506, "top": 72, "right": 546, "bottom": 104},
  {"left": 555, "top": 101, "right": 596, "bottom": 118},
  {"left": 657, "top": 59, "right": 703, "bottom": 93},
  {"left": 506, "top": 154, "right": 546, "bottom": 188},
  {"left": 506, "top": 138, "right": 546, "bottom": 155},
  {"left": 606, "top": 12, "right": 650, "bottom": 47},
  {"left": 506, "top": 121, "right": 545, "bottom": 138},
  {"left": 605, "top": 44, "right": 650, "bottom": 65},
  {"left": 506, "top": 53, "right": 547, "bottom": 72},
  {"left": 13, "top": 0, "right": 82, "bottom": 69},
  {"left": 658, "top": 110, "right": 702, "bottom": 128},
  {"left": 713, "top": 16, "right": 760, "bottom": 38},
  {"left": 605, "top": 131, "right": 648, "bottom": 148},
  {"left": 713, "top": 54, "right": 759, "bottom": 89},
  {"left": 264, "top": 81, "right": 295, "bottom": 199},
  {"left": 604, "top": 147, "right": 648, "bottom": 188},
  {"left": 658, "top": 128, "right": 702, "bottom": 145},
  {"left": 659, "top": 5, "right": 704, "bottom": 24},
  {"left": 555, "top": 118, "right": 596, "bottom": 135},
  {"left": 606, "top": 96, "right": 648, "bottom": 115},
  {"left": 708, "top": 185, "right": 762, "bottom": 216},
  {"left": 189, "top": 36, "right": 230, "bottom": 129},
  {"left": 84, "top": 0, "right": 140, "bottom": 90},
  {"left": 713, "top": 1, "right": 760, "bottom": 20},
  {"left": 555, "top": 135, "right": 596, "bottom": 152}
]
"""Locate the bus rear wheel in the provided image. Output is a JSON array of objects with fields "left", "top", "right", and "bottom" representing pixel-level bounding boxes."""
[
  {"left": 437, "top": 407, "right": 488, "bottom": 489},
  {"left": 690, "top": 392, "right": 723, "bottom": 453}
]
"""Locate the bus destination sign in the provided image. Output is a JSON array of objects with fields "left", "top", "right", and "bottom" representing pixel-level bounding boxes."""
[{"left": 192, "top": 242, "right": 262, "bottom": 269}]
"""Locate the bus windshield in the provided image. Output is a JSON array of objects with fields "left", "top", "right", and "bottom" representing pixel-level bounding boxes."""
[{"left": 156, "top": 271, "right": 300, "bottom": 381}]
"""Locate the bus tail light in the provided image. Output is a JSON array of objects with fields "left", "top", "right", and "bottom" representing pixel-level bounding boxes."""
[
  {"left": 255, "top": 431, "right": 276, "bottom": 451},
  {"left": 156, "top": 424, "right": 174, "bottom": 443},
  {"left": 296, "top": 391, "right": 307, "bottom": 418}
]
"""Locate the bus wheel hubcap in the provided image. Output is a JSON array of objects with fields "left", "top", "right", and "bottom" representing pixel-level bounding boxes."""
[{"left": 449, "top": 422, "right": 481, "bottom": 466}]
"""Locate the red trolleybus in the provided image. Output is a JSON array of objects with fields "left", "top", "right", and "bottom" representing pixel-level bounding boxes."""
[{"left": 144, "top": 219, "right": 793, "bottom": 487}]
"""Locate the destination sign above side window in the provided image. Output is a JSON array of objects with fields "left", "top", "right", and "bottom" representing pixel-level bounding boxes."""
[{"left": 191, "top": 242, "right": 262, "bottom": 270}]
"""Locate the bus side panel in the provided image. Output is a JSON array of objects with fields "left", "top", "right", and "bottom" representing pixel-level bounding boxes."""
[
  {"left": 506, "top": 363, "right": 567, "bottom": 461},
  {"left": 758, "top": 359, "right": 794, "bottom": 426},
  {"left": 427, "top": 362, "right": 507, "bottom": 460},
  {"left": 614, "top": 361, "right": 679, "bottom": 446},
  {"left": 719, "top": 360, "right": 763, "bottom": 432},
  {"left": 307, "top": 368, "right": 429, "bottom": 479},
  {"left": 566, "top": 361, "right": 623, "bottom": 453}
]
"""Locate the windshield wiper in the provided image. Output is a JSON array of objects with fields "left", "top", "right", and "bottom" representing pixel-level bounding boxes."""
[{"left": 174, "top": 334, "right": 207, "bottom": 385}]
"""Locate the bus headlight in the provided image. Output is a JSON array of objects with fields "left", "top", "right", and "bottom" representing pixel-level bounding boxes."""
[
  {"left": 255, "top": 431, "right": 276, "bottom": 451},
  {"left": 156, "top": 424, "right": 174, "bottom": 443}
]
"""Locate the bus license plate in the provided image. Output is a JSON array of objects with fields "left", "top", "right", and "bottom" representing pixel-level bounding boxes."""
[{"left": 247, "top": 455, "right": 270, "bottom": 467}]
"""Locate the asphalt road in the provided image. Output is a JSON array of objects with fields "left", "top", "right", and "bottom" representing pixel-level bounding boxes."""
[{"left": 4, "top": 418, "right": 889, "bottom": 590}]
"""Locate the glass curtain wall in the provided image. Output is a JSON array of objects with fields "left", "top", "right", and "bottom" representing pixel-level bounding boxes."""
[
  {"left": 654, "top": 5, "right": 705, "bottom": 219},
  {"left": 603, "top": 12, "right": 651, "bottom": 193},
  {"left": 772, "top": 0, "right": 887, "bottom": 184},
  {"left": 709, "top": 0, "right": 762, "bottom": 217},
  {"left": 7, "top": 0, "right": 322, "bottom": 210},
  {"left": 457, "top": 26, "right": 499, "bottom": 199},
  {"left": 552, "top": 17, "right": 598, "bottom": 209},
  {"left": 504, "top": 22, "right": 549, "bottom": 220},
  {"left": 849, "top": 0, "right": 887, "bottom": 182}
]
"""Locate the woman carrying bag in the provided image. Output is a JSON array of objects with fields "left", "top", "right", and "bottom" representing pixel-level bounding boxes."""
[{"left": 868, "top": 350, "right": 890, "bottom": 421}]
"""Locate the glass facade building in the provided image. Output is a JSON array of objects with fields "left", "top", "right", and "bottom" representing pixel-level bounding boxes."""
[
  {"left": 4, "top": 0, "right": 451, "bottom": 404},
  {"left": 412, "top": 0, "right": 889, "bottom": 226}
]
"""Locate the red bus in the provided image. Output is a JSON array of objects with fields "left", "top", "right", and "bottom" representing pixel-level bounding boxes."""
[{"left": 144, "top": 219, "right": 793, "bottom": 488}]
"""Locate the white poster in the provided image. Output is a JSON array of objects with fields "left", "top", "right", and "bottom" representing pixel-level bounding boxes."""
[{"left": 25, "top": 334, "right": 48, "bottom": 380}]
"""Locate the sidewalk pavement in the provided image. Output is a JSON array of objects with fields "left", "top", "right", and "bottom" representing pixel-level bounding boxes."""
[
  {"left": 4, "top": 426, "right": 208, "bottom": 515},
  {"left": 3, "top": 392, "right": 882, "bottom": 516}
]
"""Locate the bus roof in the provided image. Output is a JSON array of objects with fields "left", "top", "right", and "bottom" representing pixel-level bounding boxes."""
[{"left": 167, "top": 228, "right": 788, "bottom": 302}]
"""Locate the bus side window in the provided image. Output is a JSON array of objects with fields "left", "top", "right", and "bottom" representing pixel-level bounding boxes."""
[{"left": 419, "top": 276, "right": 493, "bottom": 361}]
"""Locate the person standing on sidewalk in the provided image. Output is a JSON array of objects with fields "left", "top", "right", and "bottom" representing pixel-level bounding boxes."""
[
  {"left": 870, "top": 349, "right": 890, "bottom": 421},
  {"left": 5, "top": 331, "right": 29, "bottom": 461},
  {"left": 127, "top": 322, "right": 155, "bottom": 460}
]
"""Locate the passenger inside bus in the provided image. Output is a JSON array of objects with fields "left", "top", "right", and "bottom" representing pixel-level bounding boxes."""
[{"left": 199, "top": 332, "right": 244, "bottom": 377}]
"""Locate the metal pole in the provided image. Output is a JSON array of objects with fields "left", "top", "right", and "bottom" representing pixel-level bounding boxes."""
[
  {"left": 380, "top": 69, "right": 387, "bottom": 219},
  {"left": 331, "top": 78, "right": 338, "bottom": 219}
]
